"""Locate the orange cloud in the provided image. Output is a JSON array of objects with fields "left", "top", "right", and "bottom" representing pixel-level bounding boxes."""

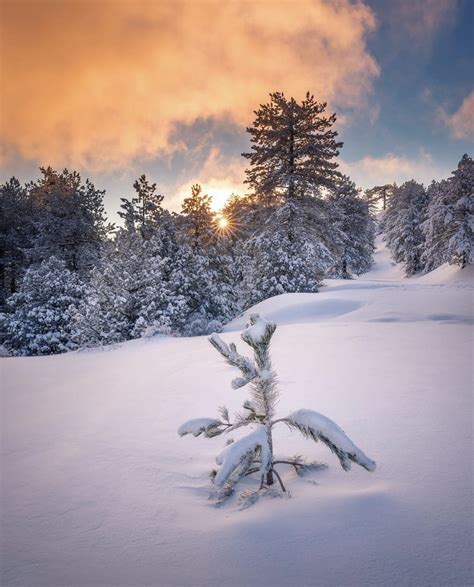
[
  {"left": 1, "top": 0, "right": 378, "bottom": 171},
  {"left": 438, "top": 91, "right": 474, "bottom": 141},
  {"left": 340, "top": 151, "right": 447, "bottom": 188}
]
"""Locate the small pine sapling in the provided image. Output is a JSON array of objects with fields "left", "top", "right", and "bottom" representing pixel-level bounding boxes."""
[{"left": 178, "top": 314, "right": 376, "bottom": 505}]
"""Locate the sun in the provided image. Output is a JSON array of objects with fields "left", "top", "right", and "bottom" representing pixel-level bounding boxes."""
[
  {"left": 217, "top": 216, "right": 229, "bottom": 230},
  {"left": 214, "top": 214, "right": 234, "bottom": 237}
]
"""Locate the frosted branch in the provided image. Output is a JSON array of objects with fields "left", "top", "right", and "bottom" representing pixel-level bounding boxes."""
[
  {"left": 214, "top": 425, "right": 271, "bottom": 486},
  {"left": 178, "top": 418, "right": 229, "bottom": 438},
  {"left": 283, "top": 409, "right": 376, "bottom": 472},
  {"left": 241, "top": 314, "right": 276, "bottom": 350},
  {"left": 209, "top": 333, "right": 257, "bottom": 388}
]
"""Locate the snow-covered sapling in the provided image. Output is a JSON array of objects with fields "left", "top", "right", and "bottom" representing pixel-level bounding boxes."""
[{"left": 178, "top": 314, "right": 376, "bottom": 503}]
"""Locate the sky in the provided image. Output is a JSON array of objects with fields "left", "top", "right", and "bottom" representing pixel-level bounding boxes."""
[{"left": 1, "top": 0, "right": 473, "bottom": 221}]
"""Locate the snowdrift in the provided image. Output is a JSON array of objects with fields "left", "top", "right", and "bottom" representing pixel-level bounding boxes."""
[
  {"left": 415, "top": 261, "right": 474, "bottom": 285},
  {"left": 2, "top": 242, "right": 473, "bottom": 586}
]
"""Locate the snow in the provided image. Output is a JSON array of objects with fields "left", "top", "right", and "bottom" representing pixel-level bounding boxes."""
[
  {"left": 226, "top": 236, "right": 473, "bottom": 330},
  {"left": 215, "top": 425, "right": 270, "bottom": 486},
  {"left": 416, "top": 261, "right": 474, "bottom": 285},
  {"left": 2, "top": 239, "right": 473, "bottom": 586},
  {"left": 358, "top": 233, "right": 407, "bottom": 282},
  {"left": 241, "top": 315, "right": 274, "bottom": 346},
  {"left": 285, "top": 409, "right": 376, "bottom": 472},
  {"left": 178, "top": 418, "right": 221, "bottom": 437}
]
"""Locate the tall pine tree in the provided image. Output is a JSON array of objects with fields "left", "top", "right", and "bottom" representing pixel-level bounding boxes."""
[
  {"left": 383, "top": 180, "right": 428, "bottom": 276},
  {"left": 0, "top": 177, "right": 35, "bottom": 305},
  {"left": 243, "top": 91, "right": 343, "bottom": 202},
  {"left": 422, "top": 155, "right": 473, "bottom": 270},
  {"left": 329, "top": 175, "right": 374, "bottom": 278}
]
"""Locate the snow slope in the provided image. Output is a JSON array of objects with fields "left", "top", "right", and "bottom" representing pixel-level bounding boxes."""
[{"left": 2, "top": 240, "right": 473, "bottom": 586}]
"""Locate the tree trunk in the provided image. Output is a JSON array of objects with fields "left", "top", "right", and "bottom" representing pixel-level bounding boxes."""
[
  {"left": 342, "top": 259, "right": 349, "bottom": 279},
  {"left": 0, "top": 255, "right": 5, "bottom": 307},
  {"left": 266, "top": 426, "right": 274, "bottom": 485},
  {"left": 288, "top": 108, "right": 295, "bottom": 200},
  {"left": 287, "top": 200, "right": 295, "bottom": 243}
]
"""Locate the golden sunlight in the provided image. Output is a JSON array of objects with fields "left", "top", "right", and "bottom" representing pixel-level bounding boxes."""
[
  {"left": 206, "top": 183, "right": 240, "bottom": 211},
  {"left": 214, "top": 214, "right": 233, "bottom": 237},
  {"left": 176, "top": 179, "right": 242, "bottom": 213},
  {"left": 217, "top": 216, "right": 229, "bottom": 229}
]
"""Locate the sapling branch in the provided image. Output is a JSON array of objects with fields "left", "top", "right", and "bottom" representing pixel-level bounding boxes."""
[
  {"left": 245, "top": 468, "right": 261, "bottom": 477},
  {"left": 272, "top": 468, "right": 287, "bottom": 493},
  {"left": 273, "top": 460, "right": 303, "bottom": 472}
]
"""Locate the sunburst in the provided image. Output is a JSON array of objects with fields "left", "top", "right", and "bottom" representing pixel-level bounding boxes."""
[
  {"left": 214, "top": 214, "right": 233, "bottom": 237},
  {"left": 217, "top": 216, "right": 229, "bottom": 230}
]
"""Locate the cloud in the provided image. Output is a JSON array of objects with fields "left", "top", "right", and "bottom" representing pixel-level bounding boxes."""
[
  {"left": 174, "top": 147, "right": 247, "bottom": 212},
  {"left": 1, "top": 0, "right": 378, "bottom": 171},
  {"left": 340, "top": 151, "right": 448, "bottom": 189},
  {"left": 438, "top": 91, "right": 474, "bottom": 141},
  {"left": 392, "top": 0, "right": 458, "bottom": 45}
]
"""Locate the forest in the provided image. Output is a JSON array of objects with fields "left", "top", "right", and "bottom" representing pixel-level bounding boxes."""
[{"left": 1, "top": 92, "right": 472, "bottom": 356}]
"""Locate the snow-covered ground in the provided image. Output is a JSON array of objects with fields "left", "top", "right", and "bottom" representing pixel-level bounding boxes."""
[{"left": 2, "top": 238, "right": 473, "bottom": 586}]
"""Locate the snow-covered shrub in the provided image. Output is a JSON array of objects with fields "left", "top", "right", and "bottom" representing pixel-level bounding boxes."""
[
  {"left": 179, "top": 314, "right": 376, "bottom": 506},
  {"left": 74, "top": 220, "right": 239, "bottom": 348},
  {"left": 165, "top": 243, "right": 237, "bottom": 336},
  {"left": 3, "top": 257, "right": 86, "bottom": 356},
  {"left": 73, "top": 233, "right": 150, "bottom": 347}
]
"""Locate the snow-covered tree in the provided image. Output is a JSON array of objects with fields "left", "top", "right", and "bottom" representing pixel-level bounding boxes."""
[
  {"left": 180, "top": 184, "right": 215, "bottom": 248},
  {"left": 440, "top": 154, "right": 473, "bottom": 268},
  {"left": 146, "top": 214, "right": 238, "bottom": 336},
  {"left": 166, "top": 243, "right": 238, "bottom": 336},
  {"left": 0, "top": 177, "right": 35, "bottom": 306},
  {"left": 243, "top": 92, "right": 343, "bottom": 202},
  {"left": 29, "top": 167, "right": 112, "bottom": 274},
  {"left": 329, "top": 176, "right": 374, "bottom": 278},
  {"left": 421, "top": 179, "right": 452, "bottom": 272},
  {"left": 74, "top": 214, "right": 239, "bottom": 346},
  {"left": 3, "top": 257, "right": 86, "bottom": 356},
  {"left": 221, "top": 193, "right": 267, "bottom": 243},
  {"left": 179, "top": 314, "right": 376, "bottom": 506},
  {"left": 420, "top": 154, "right": 473, "bottom": 271},
  {"left": 73, "top": 232, "right": 159, "bottom": 346},
  {"left": 240, "top": 200, "right": 333, "bottom": 307},
  {"left": 118, "top": 174, "right": 164, "bottom": 239},
  {"left": 383, "top": 180, "right": 428, "bottom": 276},
  {"left": 364, "top": 184, "right": 396, "bottom": 213}
]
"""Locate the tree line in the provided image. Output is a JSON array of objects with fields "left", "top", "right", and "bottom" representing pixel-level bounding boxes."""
[
  {"left": 380, "top": 154, "right": 473, "bottom": 276},
  {"left": 0, "top": 92, "right": 471, "bottom": 356}
]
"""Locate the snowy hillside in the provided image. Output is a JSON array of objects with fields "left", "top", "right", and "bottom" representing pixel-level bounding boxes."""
[{"left": 2, "top": 239, "right": 473, "bottom": 586}]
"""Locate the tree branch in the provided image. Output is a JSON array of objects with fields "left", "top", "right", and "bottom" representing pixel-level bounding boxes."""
[{"left": 271, "top": 468, "right": 287, "bottom": 493}]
